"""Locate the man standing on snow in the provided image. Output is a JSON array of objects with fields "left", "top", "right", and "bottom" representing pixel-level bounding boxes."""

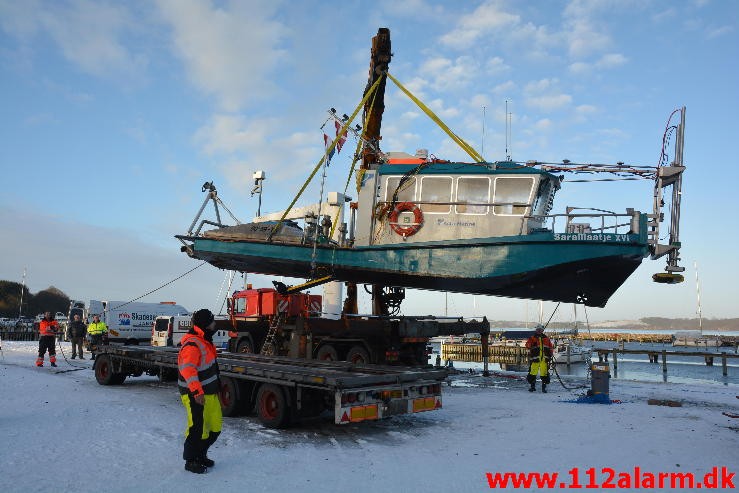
[
  {"left": 178, "top": 309, "right": 222, "bottom": 474},
  {"left": 87, "top": 314, "right": 108, "bottom": 360},
  {"left": 36, "top": 311, "right": 59, "bottom": 367},
  {"left": 68, "top": 314, "right": 87, "bottom": 359},
  {"left": 525, "top": 324, "right": 553, "bottom": 393}
]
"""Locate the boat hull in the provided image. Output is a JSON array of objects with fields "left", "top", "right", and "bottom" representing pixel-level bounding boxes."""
[{"left": 178, "top": 233, "right": 648, "bottom": 307}]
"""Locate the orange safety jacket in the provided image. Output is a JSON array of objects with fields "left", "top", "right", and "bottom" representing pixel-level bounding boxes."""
[
  {"left": 39, "top": 319, "right": 59, "bottom": 337},
  {"left": 178, "top": 326, "right": 220, "bottom": 397},
  {"left": 525, "top": 333, "right": 553, "bottom": 361}
]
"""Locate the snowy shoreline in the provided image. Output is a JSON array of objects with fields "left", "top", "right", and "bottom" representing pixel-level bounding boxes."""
[{"left": 1, "top": 341, "right": 737, "bottom": 492}]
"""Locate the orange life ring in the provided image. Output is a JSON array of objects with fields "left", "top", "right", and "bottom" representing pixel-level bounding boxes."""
[{"left": 389, "top": 202, "right": 423, "bottom": 237}]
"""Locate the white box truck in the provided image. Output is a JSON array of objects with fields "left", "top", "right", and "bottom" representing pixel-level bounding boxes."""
[
  {"left": 151, "top": 315, "right": 230, "bottom": 350},
  {"left": 88, "top": 300, "right": 189, "bottom": 345}
]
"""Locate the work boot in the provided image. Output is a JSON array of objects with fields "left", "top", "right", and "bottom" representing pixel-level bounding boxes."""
[
  {"left": 51, "top": 362, "right": 57, "bottom": 367},
  {"left": 80, "top": 356, "right": 84, "bottom": 359},
  {"left": 199, "top": 456, "right": 215, "bottom": 467},
  {"left": 185, "top": 460, "right": 207, "bottom": 474},
  {"left": 71, "top": 355, "right": 76, "bottom": 359},
  {"left": 528, "top": 384, "right": 536, "bottom": 392},
  {"left": 542, "top": 384, "right": 547, "bottom": 393}
]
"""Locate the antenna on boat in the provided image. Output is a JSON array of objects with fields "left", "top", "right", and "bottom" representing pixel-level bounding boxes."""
[
  {"left": 505, "top": 100, "right": 512, "bottom": 161},
  {"left": 481, "top": 106, "right": 486, "bottom": 158}
]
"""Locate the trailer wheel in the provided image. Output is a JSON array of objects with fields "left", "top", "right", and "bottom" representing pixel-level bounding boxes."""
[
  {"left": 219, "top": 376, "right": 243, "bottom": 417},
  {"left": 256, "top": 384, "right": 290, "bottom": 428},
  {"left": 159, "top": 368, "right": 178, "bottom": 382},
  {"left": 236, "top": 338, "right": 254, "bottom": 354},
  {"left": 316, "top": 344, "right": 339, "bottom": 361},
  {"left": 346, "top": 346, "right": 371, "bottom": 364},
  {"left": 94, "top": 355, "right": 126, "bottom": 385}
]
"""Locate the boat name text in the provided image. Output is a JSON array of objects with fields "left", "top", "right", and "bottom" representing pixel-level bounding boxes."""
[{"left": 554, "top": 233, "right": 630, "bottom": 242}]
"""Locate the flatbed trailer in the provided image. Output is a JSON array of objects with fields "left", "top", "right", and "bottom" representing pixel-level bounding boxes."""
[{"left": 93, "top": 345, "right": 448, "bottom": 428}]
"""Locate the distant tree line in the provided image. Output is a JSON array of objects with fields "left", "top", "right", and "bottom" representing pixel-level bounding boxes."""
[{"left": 0, "top": 280, "right": 70, "bottom": 318}]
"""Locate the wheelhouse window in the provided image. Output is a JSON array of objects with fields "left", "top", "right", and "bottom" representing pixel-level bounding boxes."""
[
  {"left": 493, "top": 177, "right": 534, "bottom": 215},
  {"left": 456, "top": 177, "right": 490, "bottom": 214},
  {"left": 385, "top": 176, "right": 416, "bottom": 203},
  {"left": 420, "top": 177, "right": 452, "bottom": 213}
]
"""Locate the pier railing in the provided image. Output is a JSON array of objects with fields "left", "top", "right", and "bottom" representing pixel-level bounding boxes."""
[{"left": 596, "top": 348, "right": 739, "bottom": 376}]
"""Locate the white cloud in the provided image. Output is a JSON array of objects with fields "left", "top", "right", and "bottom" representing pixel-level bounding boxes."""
[
  {"left": 523, "top": 78, "right": 572, "bottom": 112},
  {"left": 568, "top": 53, "right": 627, "bottom": 74},
  {"left": 491, "top": 80, "right": 516, "bottom": 95},
  {"left": 533, "top": 118, "right": 552, "bottom": 131},
  {"left": 156, "top": 0, "right": 288, "bottom": 112},
  {"left": 596, "top": 53, "right": 628, "bottom": 68},
  {"left": 419, "top": 55, "right": 481, "bottom": 91},
  {"left": 707, "top": 25, "right": 733, "bottom": 39},
  {"left": 439, "top": 0, "right": 521, "bottom": 50},
  {"left": 0, "top": 0, "right": 147, "bottom": 81}
]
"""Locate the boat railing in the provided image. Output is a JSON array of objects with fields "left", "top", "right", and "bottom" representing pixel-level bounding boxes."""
[{"left": 527, "top": 208, "right": 640, "bottom": 236}]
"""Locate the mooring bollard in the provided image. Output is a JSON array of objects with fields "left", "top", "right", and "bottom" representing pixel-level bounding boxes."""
[
  {"left": 612, "top": 349, "right": 618, "bottom": 370},
  {"left": 662, "top": 350, "right": 667, "bottom": 373}
]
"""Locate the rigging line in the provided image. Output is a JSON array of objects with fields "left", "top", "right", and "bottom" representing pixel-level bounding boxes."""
[
  {"left": 218, "top": 271, "right": 235, "bottom": 316},
  {"left": 111, "top": 262, "right": 206, "bottom": 310},
  {"left": 329, "top": 83, "right": 381, "bottom": 241},
  {"left": 268, "top": 74, "right": 386, "bottom": 241},
  {"left": 542, "top": 301, "right": 561, "bottom": 329}
]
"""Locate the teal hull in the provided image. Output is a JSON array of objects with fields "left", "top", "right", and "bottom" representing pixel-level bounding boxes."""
[{"left": 179, "top": 232, "right": 649, "bottom": 307}]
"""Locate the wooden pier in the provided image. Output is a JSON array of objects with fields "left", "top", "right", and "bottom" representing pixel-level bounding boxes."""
[
  {"left": 441, "top": 343, "right": 528, "bottom": 366},
  {"left": 595, "top": 348, "right": 739, "bottom": 376}
]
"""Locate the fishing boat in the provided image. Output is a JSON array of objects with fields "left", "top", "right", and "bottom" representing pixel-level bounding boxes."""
[
  {"left": 176, "top": 28, "right": 687, "bottom": 310},
  {"left": 551, "top": 339, "right": 593, "bottom": 364}
]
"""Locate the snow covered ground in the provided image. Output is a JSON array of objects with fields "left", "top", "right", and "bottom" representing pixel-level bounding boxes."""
[{"left": 1, "top": 341, "right": 737, "bottom": 493}]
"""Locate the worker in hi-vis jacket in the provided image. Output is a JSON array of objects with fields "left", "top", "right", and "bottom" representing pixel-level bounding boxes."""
[
  {"left": 525, "top": 325, "right": 553, "bottom": 393},
  {"left": 178, "top": 309, "right": 222, "bottom": 474}
]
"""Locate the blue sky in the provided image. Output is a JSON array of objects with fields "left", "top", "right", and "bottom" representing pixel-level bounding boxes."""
[{"left": 1, "top": 0, "right": 737, "bottom": 323}]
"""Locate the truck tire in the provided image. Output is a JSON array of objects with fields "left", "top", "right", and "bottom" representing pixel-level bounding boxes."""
[
  {"left": 316, "top": 344, "right": 339, "bottom": 361},
  {"left": 236, "top": 338, "right": 254, "bottom": 354},
  {"left": 94, "top": 355, "right": 126, "bottom": 385},
  {"left": 346, "top": 345, "right": 371, "bottom": 364},
  {"left": 219, "top": 376, "right": 243, "bottom": 417},
  {"left": 256, "top": 384, "right": 290, "bottom": 428},
  {"left": 159, "top": 367, "right": 178, "bottom": 382}
]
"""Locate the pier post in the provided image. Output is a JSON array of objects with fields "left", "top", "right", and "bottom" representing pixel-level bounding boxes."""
[
  {"left": 567, "top": 344, "right": 571, "bottom": 366},
  {"left": 481, "top": 332, "right": 490, "bottom": 377},
  {"left": 722, "top": 353, "right": 728, "bottom": 376},
  {"left": 612, "top": 349, "right": 618, "bottom": 370},
  {"left": 705, "top": 356, "right": 713, "bottom": 366},
  {"left": 662, "top": 350, "right": 667, "bottom": 373}
]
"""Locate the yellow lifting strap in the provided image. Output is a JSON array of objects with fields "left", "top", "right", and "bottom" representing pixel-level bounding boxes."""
[
  {"left": 386, "top": 71, "right": 485, "bottom": 163},
  {"left": 268, "top": 74, "right": 386, "bottom": 241}
]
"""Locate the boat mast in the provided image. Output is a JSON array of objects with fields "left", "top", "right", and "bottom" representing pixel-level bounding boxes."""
[
  {"left": 347, "top": 27, "right": 392, "bottom": 316},
  {"left": 695, "top": 261, "right": 703, "bottom": 335},
  {"left": 19, "top": 267, "right": 26, "bottom": 318}
]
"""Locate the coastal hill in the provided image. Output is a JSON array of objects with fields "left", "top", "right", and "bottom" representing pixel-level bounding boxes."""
[
  {"left": 1, "top": 279, "right": 737, "bottom": 331},
  {"left": 488, "top": 318, "right": 739, "bottom": 332}
]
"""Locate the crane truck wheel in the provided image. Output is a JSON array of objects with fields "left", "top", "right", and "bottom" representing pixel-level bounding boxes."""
[
  {"left": 256, "top": 384, "right": 290, "bottom": 428},
  {"left": 316, "top": 344, "right": 339, "bottom": 361},
  {"left": 346, "top": 346, "right": 371, "bottom": 364},
  {"left": 236, "top": 338, "right": 254, "bottom": 354},
  {"left": 94, "top": 355, "right": 126, "bottom": 385}
]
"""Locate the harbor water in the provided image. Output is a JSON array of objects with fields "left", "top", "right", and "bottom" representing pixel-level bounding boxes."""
[{"left": 430, "top": 338, "right": 739, "bottom": 387}]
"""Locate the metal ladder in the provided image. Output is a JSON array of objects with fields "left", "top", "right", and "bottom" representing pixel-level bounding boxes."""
[{"left": 260, "top": 313, "right": 284, "bottom": 356}]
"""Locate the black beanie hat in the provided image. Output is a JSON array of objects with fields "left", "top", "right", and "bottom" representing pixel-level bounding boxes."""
[{"left": 192, "top": 309, "right": 215, "bottom": 329}]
